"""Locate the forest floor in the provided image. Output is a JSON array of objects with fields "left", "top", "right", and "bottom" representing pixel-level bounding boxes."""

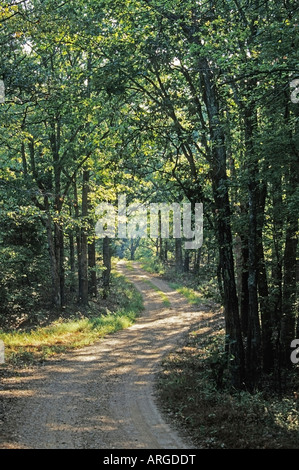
[{"left": 0, "top": 261, "right": 217, "bottom": 449}]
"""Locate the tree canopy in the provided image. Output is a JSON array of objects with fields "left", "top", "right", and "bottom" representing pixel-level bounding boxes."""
[{"left": 0, "top": 0, "right": 298, "bottom": 390}]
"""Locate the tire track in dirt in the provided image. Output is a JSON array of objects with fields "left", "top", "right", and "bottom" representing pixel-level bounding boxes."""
[{"left": 0, "top": 261, "right": 205, "bottom": 449}]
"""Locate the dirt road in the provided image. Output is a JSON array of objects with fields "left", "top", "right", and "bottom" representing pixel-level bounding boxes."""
[{"left": 0, "top": 261, "right": 206, "bottom": 449}]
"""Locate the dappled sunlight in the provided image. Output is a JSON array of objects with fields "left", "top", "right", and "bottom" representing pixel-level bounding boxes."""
[{"left": 0, "top": 262, "right": 219, "bottom": 449}]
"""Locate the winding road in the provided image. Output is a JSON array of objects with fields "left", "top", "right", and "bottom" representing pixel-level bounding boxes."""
[{"left": 0, "top": 261, "right": 210, "bottom": 449}]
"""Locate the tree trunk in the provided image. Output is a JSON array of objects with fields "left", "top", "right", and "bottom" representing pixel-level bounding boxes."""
[
  {"left": 240, "top": 236, "right": 249, "bottom": 336},
  {"left": 69, "top": 231, "right": 76, "bottom": 293},
  {"left": 73, "top": 180, "right": 83, "bottom": 302},
  {"left": 88, "top": 237, "right": 97, "bottom": 298},
  {"left": 80, "top": 170, "right": 89, "bottom": 305},
  {"left": 184, "top": 249, "right": 190, "bottom": 272},
  {"left": 257, "top": 182, "right": 273, "bottom": 372},
  {"left": 194, "top": 247, "right": 201, "bottom": 274},
  {"left": 175, "top": 238, "right": 183, "bottom": 273},
  {"left": 281, "top": 162, "right": 298, "bottom": 365},
  {"left": 45, "top": 203, "right": 61, "bottom": 309},
  {"left": 201, "top": 59, "right": 244, "bottom": 386},
  {"left": 271, "top": 175, "right": 283, "bottom": 372},
  {"left": 102, "top": 236, "right": 111, "bottom": 299},
  {"left": 244, "top": 104, "right": 261, "bottom": 388}
]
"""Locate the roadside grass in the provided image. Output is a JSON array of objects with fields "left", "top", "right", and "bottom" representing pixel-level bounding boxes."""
[
  {"left": 168, "top": 283, "right": 203, "bottom": 306},
  {"left": 0, "top": 272, "right": 144, "bottom": 367}
]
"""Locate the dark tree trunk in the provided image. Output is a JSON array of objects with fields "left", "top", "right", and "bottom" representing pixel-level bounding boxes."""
[
  {"left": 164, "top": 240, "right": 168, "bottom": 263},
  {"left": 80, "top": 170, "right": 89, "bottom": 305},
  {"left": 271, "top": 175, "right": 283, "bottom": 373},
  {"left": 201, "top": 59, "right": 244, "bottom": 387},
  {"left": 45, "top": 199, "right": 61, "bottom": 308},
  {"left": 194, "top": 247, "right": 201, "bottom": 274},
  {"left": 281, "top": 160, "right": 298, "bottom": 366},
  {"left": 69, "top": 231, "right": 76, "bottom": 293},
  {"left": 184, "top": 249, "right": 190, "bottom": 272},
  {"left": 175, "top": 238, "right": 183, "bottom": 273},
  {"left": 73, "top": 180, "right": 83, "bottom": 302},
  {"left": 102, "top": 236, "right": 111, "bottom": 299},
  {"left": 257, "top": 182, "right": 273, "bottom": 373},
  {"left": 58, "top": 227, "right": 65, "bottom": 306},
  {"left": 88, "top": 238, "right": 97, "bottom": 298},
  {"left": 244, "top": 104, "right": 261, "bottom": 388},
  {"left": 240, "top": 237, "right": 249, "bottom": 337}
]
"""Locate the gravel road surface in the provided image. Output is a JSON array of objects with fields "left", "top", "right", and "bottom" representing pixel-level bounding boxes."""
[{"left": 0, "top": 261, "right": 205, "bottom": 449}]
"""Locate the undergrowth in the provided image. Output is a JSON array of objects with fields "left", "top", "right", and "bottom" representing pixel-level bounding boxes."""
[
  {"left": 0, "top": 272, "right": 144, "bottom": 367},
  {"left": 156, "top": 326, "right": 299, "bottom": 449}
]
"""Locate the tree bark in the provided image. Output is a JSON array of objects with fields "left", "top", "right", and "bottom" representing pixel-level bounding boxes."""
[
  {"left": 80, "top": 169, "right": 89, "bottom": 305},
  {"left": 45, "top": 199, "right": 61, "bottom": 308},
  {"left": 201, "top": 58, "right": 244, "bottom": 386},
  {"left": 244, "top": 103, "right": 261, "bottom": 387},
  {"left": 102, "top": 236, "right": 111, "bottom": 299},
  {"left": 73, "top": 180, "right": 83, "bottom": 302},
  {"left": 175, "top": 238, "right": 183, "bottom": 273},
  {"left": 256, "top": 182, "right": 273, "bottom": 372},
  {"left": 240, "top": 236, "right": 249, "bottom": 336},
  {"left": 281, "top": 158, "right": 298, "bottom": 365},
  {"left": 184, "top": 249, "right": 190, "bottom": 273},
  {"left": 88, "top": 238, "right": 97, "bottom": 298}
]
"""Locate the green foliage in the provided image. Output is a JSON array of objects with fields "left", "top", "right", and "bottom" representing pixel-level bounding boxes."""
[
  {"left": 139, "top": 258, "right": 166, "bottom": 275},
  {"left": 0, "top": 0, "right": 298, "bottom": 391}
]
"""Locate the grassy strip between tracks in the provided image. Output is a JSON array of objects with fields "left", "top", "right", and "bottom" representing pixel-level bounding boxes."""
[{"left": 141, "top": 279, "right": 171, "bottom": 307}]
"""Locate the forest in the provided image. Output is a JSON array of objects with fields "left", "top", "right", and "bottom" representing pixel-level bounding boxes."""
[{"left": 0, "top": 0, "right": 298, "bottom": 449}]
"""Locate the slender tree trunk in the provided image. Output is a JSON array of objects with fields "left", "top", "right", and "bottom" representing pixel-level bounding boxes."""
[
  {"left": 257, "top": 182, "right": 273, "bottom": 372},
  {"left": 240, "top": 236, "right": 249, "bottom": 336},
  {"left": 45, "top": 198, "right": 61, "bottom": 308},
  {"left": 69, "top": 231, "right": 76, "bottom": 293},
  {"left": 281, "top": 163, "right": 298, "bottom": 366},
  {"left": 73, "top": 180, "right": 83, "bottom": 302},
  {"left": 158, "top": 211, "right": 163, "bottom": 262},
  {"left": 59, "top": 227, "right": 65, "bottom": 306},
  {"left": 175, "top": 238, "right": 183, "bottom": 273},
  {"left": 164, "top": 240, "right": 168, "bottom": 263},
  {"left": 102, "top": 236, "right": 111, "bottom": 299},
  {"left": 271, "top": 174, "right": 284, "bottom": 372},
  {"left": 88, "top": 238, "right": 97, "bottom": 298},
  {"left": 244, "top": 104, "right": 261, "bottom": 387},
  {"left": 184, "top": 249, "right": 190, "bottom": 272},
  {"left": 194, "top": 247, "right": 201, "bottom": 274},
  {"left": 80, "top": 170, "right": 89, "bottom": 305}
]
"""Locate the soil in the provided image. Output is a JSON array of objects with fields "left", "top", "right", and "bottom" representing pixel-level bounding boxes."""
[{"left": 0, "top": 261, "right": 214, "bottom": 449}]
